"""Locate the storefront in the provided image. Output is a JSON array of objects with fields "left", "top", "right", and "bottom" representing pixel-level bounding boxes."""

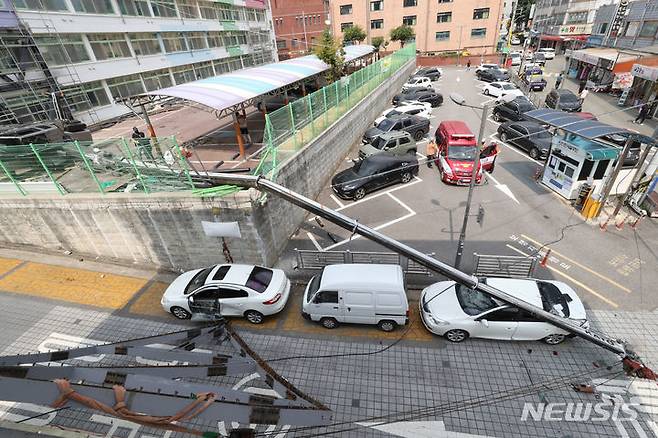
[
  {"left": 566, "top": 48, "right": 642, "bottom": 90},
  {"left": 540, "top": 24, "right": 591, "bottom": 54},
  {"left": 628, "top": 64, "right": 658, "bottom": 116}
]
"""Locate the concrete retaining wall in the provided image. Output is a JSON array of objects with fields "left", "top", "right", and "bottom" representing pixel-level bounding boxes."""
[{"left": 0, "top": 59, "right": 415, "bottom": 271}]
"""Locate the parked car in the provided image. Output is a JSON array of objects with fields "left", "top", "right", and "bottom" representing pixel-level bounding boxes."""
[
  {"left": 509, "top": 52, "right": 522, "bottom": 66},
  {"left": 538, "top": 47, "right": 556, "bottom": 60},
  {"left": 522, "top": 69, "right": 547, "bottom": 91},
  {"left": 402, "top": 76, "right": 432, "bottom": 92},
  {"left": 359, "top": 131, "right": 417, "bottom": 159},
  {"left": 161, "top": 264, "right": 291, "bottom": 323},
  {"left": 525, "top": 52, "right": 534, "bottom": 61},
  {"left": 497, "top": 121, "right": 552, "bottom": 160},
  {"left": 492, "top": 96, "right": 537, "bottom": 122},
  {"left": 521, "top": 63, "right": 542, "bottom": 73},
  {"left": 601, "top": 133, "right": 642, "bottom": 167},
  {"left": 414, "top": 66, "right": 442, "bottom": 80},
  {"left": 545, "top": 89, "right": 582, "bottom": 112},
  {"left": 393, "top": 89, "right": 443, "bottom": 107},
  {"left": 419, "top": 277, "right": 588, "bottom": 344},
  {"left": 331, "top": 153, "right": 419, "bottom": 200},
  {"left": 482, "top": 82, "right": 525, "bottom": 99},
  {"left": 302, "top": 264, "right": 409, "bottom": 331},
  {"left": 434, "top": 120, "right": 497, "bottom": 185},
  {"left": 575, "top": 112, "right": 597, "bottom": 120},
  {"left": 476, "top": 68, "right": 510, "bottom": 83},
  {"left": 363, "top": 113, "right": 430, "bottom": 143},
  {"left": 532, "top": 52, "right": 546, "bottom": 66},
  {"left": 474, "top": 63, "right": 502, "bottom": 74},
  {"left": 374, "top": 102, "right": 431, "bottom": 125},
  {"left": 511, "top": 36, "right": 521, "bottom": 45}
]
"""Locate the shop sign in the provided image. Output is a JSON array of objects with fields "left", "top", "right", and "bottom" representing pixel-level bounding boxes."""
[
  {"left": 631, "top": 64, "right": 658, "bottom": 81},
  {"left": 571, "top": 50, "right": 599, "bottom": 65},
  {"left": 559, "top": 24, "right": 593, "bottom": 35}
]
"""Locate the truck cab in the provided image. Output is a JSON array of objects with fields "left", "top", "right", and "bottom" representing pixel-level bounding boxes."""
[{"left": 435, "top": 121, "right": 484, "bottom": 185}]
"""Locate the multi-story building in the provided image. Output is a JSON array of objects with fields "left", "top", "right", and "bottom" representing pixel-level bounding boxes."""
[
  {"left": 330, "top": 0, "right": 503, "bottom": 55},
  {"left": 271, "top": 0, "right": 328, "bottom": 60},
  {"left": 1, "top": 0, "right": 276, "bottom": 126},
  {"left": 612, "top": 0, "right": 658, "bottom": 49}
]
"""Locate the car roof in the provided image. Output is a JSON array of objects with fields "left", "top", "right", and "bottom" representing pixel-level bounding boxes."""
[
  {"left": 205, "top": 264, "right": 254, "bottom": 286},
  {"left": 509, "top": 121, "right": 547, "bottom": 131},
  {"left": 363, "top": 151, "right": 417, "bottom": 164},
  {"left": 486, "top": 278, "right": 543, "bottom": 307},
  {"left": 388, "top": 113, "right": 413, "bottom": 121},
  {"left": 379, "top": 130, "right": 410, "bottom": 139},
  {"left": 321, "top": 264, "right": 403, "bottom": 290},
  {"left": 556, "top": 89, "right": 577, "bottom": 96},
  {"left": 439, "top": 120, "right": 473, "bottom": 135}
]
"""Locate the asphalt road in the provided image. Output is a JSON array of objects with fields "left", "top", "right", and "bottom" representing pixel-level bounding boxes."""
[{"left": 285, "top": 64, "right": 658, "bottom": 312}]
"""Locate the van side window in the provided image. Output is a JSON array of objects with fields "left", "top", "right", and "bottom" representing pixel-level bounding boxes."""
[{"left": 314, "top": 291, "right": 338, "bottom": 304}]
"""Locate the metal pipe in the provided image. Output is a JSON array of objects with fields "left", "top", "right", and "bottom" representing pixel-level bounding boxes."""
[{"left": 206, "top": 172, "right": 627, "bottom": 356}]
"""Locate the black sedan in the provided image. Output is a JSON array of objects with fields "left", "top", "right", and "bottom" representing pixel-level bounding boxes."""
[
  {"left": 545, "top": 89, "right": 582, "bottom": 112},
  {"left": 393, "top": 90, "right": 443, "bottom": 107},
  {"left": 414, "top": 67, "right": 442, "bottom": 80},
  {"left": 492, "top": 96, "right": 537, "bottom": 122},
  {"left": 476, "top": 68, "right": 510, "bottom": 82},
  {"left": 363, "top": 114, "right": 430, "bottom": 143},
  {"left": 332, "top": 153, "right": 419, "bottom": 200},
  {"left": 497, "top": 121, "right": 552, "bottom": 160}
]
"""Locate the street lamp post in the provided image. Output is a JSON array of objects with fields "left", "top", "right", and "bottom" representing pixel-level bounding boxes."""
[{"left": 450, "top": 93, "right": 517, "bottom": 270}]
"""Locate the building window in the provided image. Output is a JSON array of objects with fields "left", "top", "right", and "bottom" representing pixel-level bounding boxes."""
[
  {"left": 106, "top": 74, "right": 145, "bottom": 100},
  {"left": 438, "top": 0, "right": 453, "bottom": 3},
  {"left": 151, "top": 0, "right": 177, "bottom": 17},
  {"left": 341, "top": 22, "right": 353, "bottom": 31},
  {"left": 471, "top": 27, "right": 487, "bottom": 38},
  {"left": 186, "top": 32, "right": 208, "bottom": 50},
  {"left": 640, "top": 21, "right": 658, "bottom": 38},
  {"left": 437, "top": 12, "right": 452, "bottom": 23},
  {"left": 194, "top": 61, "right": 214, "bottom": 79},
  {"left": 566, "top": 11, "right": 587, "bottom": 24},
  {"left": 71, "top": 0, "right": 115, "bottom": 14},
  {"left": 371, "top": 19, "right": 384, "bottom": 29},
  {"left": 277, "top": 39, "right": 287, "bottom": 49},
  {"left": 223, "top": 31, "right": 247, "bottom": 46},
  {"left": 14, "top": 0, "right": 68, "bottom": 11},
  {"left": 217, "top": 5, "right": 239, "bottom": 20},
  {"left": 599, "top": 22, "right": 609, "bottom": 34},
  {"left": 402, "top": 15, "right": 417, "bottom": 25},
  {"left": 340, "top": 4, "right": 352, "bottom": 15},
  {"left": 34, "top": 35, "right": 90, "bottom": 65},
  {"left": 62, "top": 81, "right": 111, "bottom": 112},
  {"left": 207, "top": 32, "right": 224, "bottom": 48},
  {"left": 129, "top": 33, "right": 161, "bottom": 56},
  {"left": 161, "top": 32, "right": 186, "bottom": 52},
  {"left": 195, "top": 0, "right": 215, "bottom": 19},
  {"left": 435, "top": 31, "right": 450, "bottom": 41},
  {"left": 172, "top": 64, "right": 196, "bottom": 84},
  {"left": 473, "top": 8, "right": 490, "bottom": 19},
  {"left": 403, "top": 0, "right": 417, "bottom": 6},
  {"left": 117, "top": 0, "right": 150, "bottom": 15},
  {"left": 371, "top": 0, "right": 383, "bottom": 11},
  {"left": 88, "top": 34, "right": 132, "bottom": 60},
  {"left": 141, "top": 68, "right": 173, "bottom": 91},
  {"left": 177, "top": 0, "right": 199, "bottom": 18}
]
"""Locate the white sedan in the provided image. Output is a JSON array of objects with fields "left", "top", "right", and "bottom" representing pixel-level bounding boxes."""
[
  {"left": 482, "top": 82, "right": 525, "bottom": 99},
  {"left": 374, "top": 102, "right": 432, "bottom": 125},
  {"left": 161, "top": 264, "right": 291, "bottom": 324},
  {"left": 419, "top": 277, "right": 588, "bottom": 345}
]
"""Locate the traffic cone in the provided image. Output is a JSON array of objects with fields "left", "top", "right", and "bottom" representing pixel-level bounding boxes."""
[
  {"left": 615, "top": 214, "right": 628, "bottom": 230},
  {"left": 631, "top": 215, "right": 644, "bottom": 230},
  {"left": 540, "top": 249, "right": 551, "bottom": 267}
]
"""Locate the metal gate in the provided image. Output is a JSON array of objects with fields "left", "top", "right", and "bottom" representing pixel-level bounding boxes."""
[
  {"left": 473, "top": 253, "right": 537, "bottom": 278},
  {"left": 295, "top": 249, "right": 433, "bottom": 275}
]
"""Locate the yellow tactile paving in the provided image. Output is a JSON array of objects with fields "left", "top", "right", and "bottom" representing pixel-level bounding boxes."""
[
  {"left": 0, "top": 262, "right": 147, "bottom": 309},
  {"left": 129, "top": 281, "right": 170, "bottom": 317},
  {"left": 0, "top": 257, "right": 22, "bottom": 277},
  {"left": 281, "top": 293, "right": 435, "bottom": 342}
]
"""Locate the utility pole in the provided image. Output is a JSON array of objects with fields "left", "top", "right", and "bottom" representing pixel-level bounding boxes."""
[{"left": 591, "top": 137, "right": 635, "bottom": 218}]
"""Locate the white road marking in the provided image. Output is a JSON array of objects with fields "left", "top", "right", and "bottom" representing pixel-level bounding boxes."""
[
  {"left": 330, "top": 194, "right": 345, "bottom": 208},
  {"left": 306, "top": 232, "right": 323, "bottom": 251},
  {"left": 487, "top": 116, "right": 500, "bottom": 125},
  {"left": 487, "top": 173, "right": 520, "bottom": 204},
  {"left": 358, "top": 421, "right": 496, "bottom": 438}
]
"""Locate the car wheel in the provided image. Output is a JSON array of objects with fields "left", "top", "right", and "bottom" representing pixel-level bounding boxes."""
[
  {"left": 245, "top": 310, "right": 264, "bottom": 324},
  {"left": 413, "top": 130, "right": 424, "bottom": 141},
  {"left": 500, "top": 132, "right": 508, "bottom": 142},
  {"left": 543, "top": 334, "right": 566, "bottom": 345},
  {"left": 378, "top": 320, "right": 397, "bottom": 332},
  {"left": 493, "top": 112, "right": 502, "bottom": 122},
  {"left": 321, "top": 317, "right": 338, "bottom": 329},
  {"left": 408, "top": 148, "right": 417, "bottom": 155},
  {"left": 171, "top": 306, "right": 192, "bottom": 320},
  {"left": 401, "top": 172, "right": 412, "bottom": 183},
  {"left": 483, "top": 88, "right": 490, "bottom": 96},
  {"left": 444, "top": 329, "right": 469, "bottom": 343},
  {"left": 529, "top": 148, "right": 540, "bottom": 159},
  {"left": 353, "top": 188, "right": 366, "bottom": 200}
]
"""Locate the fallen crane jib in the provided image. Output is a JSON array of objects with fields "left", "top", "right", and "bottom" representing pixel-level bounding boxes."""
[{"left": 209, "top": 173, "right": 630, "bottom": 359}]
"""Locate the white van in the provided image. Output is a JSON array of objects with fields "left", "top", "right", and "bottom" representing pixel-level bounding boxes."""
[
  {"left": 538, "top": 48, "right": 555, "bottom": 60},
  {"left": 301, "top": 264, "right": 409, "bottom": 332}
]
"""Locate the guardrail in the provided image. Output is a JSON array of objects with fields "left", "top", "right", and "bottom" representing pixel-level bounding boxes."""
[
  {"left": 295, "top": 248, "right": 433, "bottom": 276},
  {"left": 473, "top": 253, "right": 537, "bottom": 278}
]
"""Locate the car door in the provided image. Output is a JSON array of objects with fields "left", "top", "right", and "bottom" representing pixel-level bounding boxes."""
[
  {"left": 512, "top": 309, "right": 554, "bottom": 341},
  {"left": 498, "top": 102, "right": 514, "bottom": 121},
  {"left": 342, "top": 291, "right": 375, "bottom": 324},
  {"left": 215, "top": 286, "right": 250, "bottom": 316},
  {"left": 513, "top": 125, "right": 530, "bottom": 150},
  {"left": 471, "top": 306, "right": 519, "bottom": 340},
  {"left": 308, "top": 290, "right": 342, "bottom": 321},
  {"left": 508, "top": 103, "right": 522, "bottom": 121},
  {"left": 188, "top": 287, "right": 222, "bottom": 316},
  {"left": 382, "top": 138, "right": 399, "bottom": 154},
  {"left": 367, "top": 160, "right": 392, "bottom": 189},
  {"left": 489, "top": 83, "right": 501, "bottom": 96}
]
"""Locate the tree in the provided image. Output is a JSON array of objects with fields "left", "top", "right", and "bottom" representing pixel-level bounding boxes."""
[
  {"left": 390, "top": 25, "right": 415, "bottom": 48},
  {"left": 314, "top": 29, "right": 345, "bottom": 83},
  {"left": 342, "top": 25, "right": 366, "bottom": 44},
  {"left": 371, "top": 36, "right": 387, "bottom": 60}
]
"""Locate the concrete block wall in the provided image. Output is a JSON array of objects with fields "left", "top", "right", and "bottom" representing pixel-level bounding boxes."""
[{"left": 0, "top": 58, "right": 416, "bottom": 271}]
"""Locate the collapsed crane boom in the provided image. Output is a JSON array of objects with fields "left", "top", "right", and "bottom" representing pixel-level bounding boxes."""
[{"left": 213, "top": 173, "right": 631, "bottom": 357}]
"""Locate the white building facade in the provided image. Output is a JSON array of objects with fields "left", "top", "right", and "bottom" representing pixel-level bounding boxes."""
[{"left": 9, "top": 0, "right": 277, "bottom": 125}]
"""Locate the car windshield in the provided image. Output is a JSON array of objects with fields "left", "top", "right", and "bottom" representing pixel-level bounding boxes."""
[
  {"left": 448, "top": 146, "right": 477, "bottom": 161},
  {"left": 537, "top": 281, "right": 571, "bottom": 317},
  {"left": 185, "top": 267, "right": 213, "bottom": 295},
  {"left": 527, "top": 127, "right": 551, "bottom": 139},
  {"left": 245, "top": 266, "right": 273, "bottom": 293},
  {"left": 378, "top": 119, "right": 396, "bottom": 131},
  {"left": 455, "top": 284, "right": 499, "bottom": 316},
  {"left": 559, "top": 93, "right": 580, "bottom": 102},
  {"left": 306, "top": 272, "right": 322, "bottom": 302},
  {"left": 354, "top": 158, "right": 380, "bottom": 176},
  {"left": 371, "top": 136, "right": 387, "bottom": 149},
  {"left": 517, "top": 101, "right": 535, "bottom": 112},
  {"left": 387, "top": 110, "right": 401, "bottom": 117},
  {"left": 501, "top": 83, "right": 516, "bottom": 90}
]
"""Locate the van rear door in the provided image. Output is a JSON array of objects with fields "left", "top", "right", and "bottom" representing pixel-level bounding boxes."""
[
  {"left": 342, "top": 291, "right": 376, "bottom": 324},
  {"left": 375, "top": 292, "right": 408, "bottom": 324}
]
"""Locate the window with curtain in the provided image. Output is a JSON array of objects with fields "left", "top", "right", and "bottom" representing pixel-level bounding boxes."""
[
  {"left": 473, "top": 8, "right": 490, "bottom": 19},
  {"left": 437, "top": 12, "right": 452, "bottom": 23}
]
